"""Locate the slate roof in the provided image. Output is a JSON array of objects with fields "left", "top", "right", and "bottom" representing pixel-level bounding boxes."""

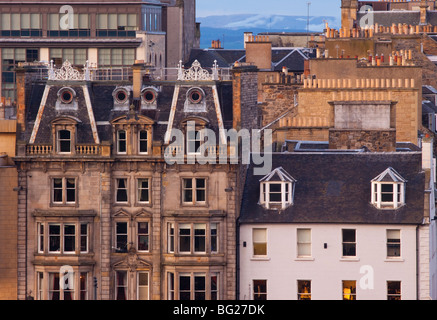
[
  {"left": 23, "top": 71, "right": 234, "bottom": 147},
  {"left": 239, "top": 152, "right": 425, "bottom": 225},
  {"left": 186, "top": 48, "right": 313, "bottom": 73},
  {"left": 356, "top": 11, "right": 420, "bottom": 27}
]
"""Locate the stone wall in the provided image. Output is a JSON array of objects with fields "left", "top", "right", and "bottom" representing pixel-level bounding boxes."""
[
  {"left": 0, "top": 167, "right": 17, "bottom": 300},
  {"left": 329, "top": 129, "right": 396, "bottom": 151}
]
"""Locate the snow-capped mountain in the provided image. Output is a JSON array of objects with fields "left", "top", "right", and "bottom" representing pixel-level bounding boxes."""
[{"left": 197, "top": 14, "right": 339, "bottom": 49}]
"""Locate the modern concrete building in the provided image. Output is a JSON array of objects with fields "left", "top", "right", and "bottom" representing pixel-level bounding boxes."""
[{"left": 0, "top": 0, "right": 199, "bottom": 104}]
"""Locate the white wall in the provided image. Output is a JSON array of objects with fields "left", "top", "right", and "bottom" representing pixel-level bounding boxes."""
[{"left": 239, "top": 223, "right": 418, "bottom": 300}]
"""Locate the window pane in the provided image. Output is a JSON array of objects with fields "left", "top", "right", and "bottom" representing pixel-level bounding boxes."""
[
  {"left": 116, "top": 179, "right": 128, "bottom": 202},
  {"left": 179, "top": 275, "right": 191, "bottom": 300},
  {"left": 194, "top": 275, "right": 206, "bottom": 300},
  {"left": 297, "top": 229, "right": 311, "bottom": 257},
  {"left": 116, "top": 222, "right": 128, "bottom": 252},
  {"left": 253, "top": 228, "right": 267, "bottom": 256},
  {"left": 80, "top": 224, "right": 88, "bottom": 252},
  {"left": 138, "top": 272, "right": 149, "bottom": 300},
  {"left": 116, "top": 271, "right": 127, "bottom": 300},
  {"left": 387, "top": 281, "right": 401, "bottom": 300},
  {"left": 343, "top": 281, "right": 356, "bottom": 300},
  {"left": 49, "top": 225, "right": 60, "bottom": 252},
  {"left": 387, "top": 230, "right": 401, "bottom": 257},
  {"left": 64, "top": 225, "right": 75, "bottom": 252},
  {"left": 342, "top": 229, "right": 356, "bottom": 256},
  {"left": 253, "top": 280, "right": 267, "bottom": 300},
  {"left": 138, "top": 179, "right": 149, "bottom": 202},
  {"left": 49, "top": 273, "right": 60, "bottom": 300},
  {"left": 179, "top": 224, "right": 191, "bottom": 253},
  {"left": 211, "top": 223, "right": 218, "bottom": 252},
  {"left": 297, "top": 280, "right": 311, "bottom": 300},
  {"left": 194, "top": 224, "right": 206, "bottom": 252},
  {"left": 138, "top": 222, "right": 149, "bottom": 251},
  {"left": 53, "top": 178, "right": 63, "bottom": 203}
]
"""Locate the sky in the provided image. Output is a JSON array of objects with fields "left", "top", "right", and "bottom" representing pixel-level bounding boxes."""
[{"left": 196, "top": 0, "right": 342, "bottom": 18}]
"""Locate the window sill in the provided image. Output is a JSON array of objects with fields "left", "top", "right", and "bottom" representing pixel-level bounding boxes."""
[
  {"left": 250, "top": 257, "right": 270, "bottom": 261},
  {"left": 295, "top": 257, "right": 315, "bottom": 261},
  {"left": 340, "top": 257, "right": 360, "bottom": 262},
  {"left": 384, "top": 258, "right": 404, "bottom": 262}
]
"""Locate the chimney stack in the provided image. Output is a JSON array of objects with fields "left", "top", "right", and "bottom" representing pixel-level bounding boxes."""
[{"left": 132, "top": 60, "right": 145, "bottom": 100}]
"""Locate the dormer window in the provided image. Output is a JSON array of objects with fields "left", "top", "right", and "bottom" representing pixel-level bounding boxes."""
[
  {"left": 112, "top": 87, "right": 131, "bottom": 110},
  {"left": 184, "top": 87, "right": 206, "bottom": 112},
  {"left": 51, "top": 116, "right": 80, "bottom": 155},
  {"left": 371, "top": 167, "right": 406, "bottom": 209},
  {"left": 57, "top": 130, "right": 71, "bottom": 153},
  {"left": 259, "top": 167, "right": 296, "bottom": 210},
  {"left": 56, "top": 87, "right": 77, "bottom": 110}
]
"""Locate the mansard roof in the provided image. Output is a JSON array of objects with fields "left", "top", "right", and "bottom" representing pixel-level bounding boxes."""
[
  {"left": 21, "top": 62, "right": 234, "bottom": 147},
  {"left": 240, "top": 151, "right": 425, "bottom": 225}
]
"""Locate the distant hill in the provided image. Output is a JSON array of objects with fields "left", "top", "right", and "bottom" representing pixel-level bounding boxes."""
[{"left": 197, "top": 14, "right": 340, "bottom": 49}]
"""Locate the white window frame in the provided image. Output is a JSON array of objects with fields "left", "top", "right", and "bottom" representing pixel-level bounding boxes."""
[
  {"left": 137, "top": 178, "right": 150, "bottom": 204},
  {"left": 115, "top": 178, "right": 129, "bottom": 203},
  {"left": 386, "top": 229, "right": 401, "bottom": 258},
  {"left": 260, "top": 181, "right": 294, "bottom": 209},
  {"left": 252, "top": 228, "right": 267, "bottom": 257},
  {"left": 57, "top": 129, "right": 72, "bottom": 154},
  {"left": 137, "top": 221, "right": 150, "bottom": 252},
  {"left": 372, "top": 182, "right": 404, "bottom": 209},
  {"left": 137, "top": 271, "right": 150, "bottom": 300},
  {"left": 52, "top": 177, "right": 77, "bottom": 205},
  {"left": 182, "top": 178, "right": 206, "bottom": 205},
  {"left": 297, "top": 228, "right": 311, "bottom": 258}
]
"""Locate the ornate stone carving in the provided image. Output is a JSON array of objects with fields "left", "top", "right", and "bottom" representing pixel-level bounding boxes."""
[
  {"left": 49, "top": 60, "right": 90, "bottom": 81},
  {"left": 177, "top": 59, "right": 219, "bottom": 81}
]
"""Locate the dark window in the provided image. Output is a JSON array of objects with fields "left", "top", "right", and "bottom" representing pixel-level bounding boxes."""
[
  {"left": 179, "top": 275, "right": 191, "bottom": 300},
  {"left": 116, "top": 222, "right": 128, "bottom": 253},
  {"left": 342, "top": 229, "right": 356, "bottom": 257},
  {"left": 64, "top": 225, "right": 76, "bottom": 252},
  {"left": 49, "top": 225, "right": 61, "bottom": 252},
  {"left": 139, "top": 130, "right": 148, "bottom": 154},
  {"left": 138, "top": 222, "right": 149, "bottom": 251},
  {"left": 58, "top": 130, "right": 71, "bottom": 153},
  {"left": 116, "top": 179, "right": 128, "bottom": 202}
]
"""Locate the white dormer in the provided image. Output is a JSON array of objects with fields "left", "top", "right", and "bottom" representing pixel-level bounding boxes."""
[
  {"left": 371, "top": 167, "right": 406, "bottom": 209},
  {"left": 259, "top": 167, "right": 296, "bottom": 210}
]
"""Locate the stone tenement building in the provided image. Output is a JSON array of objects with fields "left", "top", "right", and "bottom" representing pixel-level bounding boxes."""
[
  {"left": 12, "top": 59, "right": 259, "bottom": 300},
  {"left": 0, "top": 117, "right": 18, "bottom": 300}
]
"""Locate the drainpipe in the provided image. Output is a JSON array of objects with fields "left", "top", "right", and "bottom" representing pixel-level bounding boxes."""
[{"left": 236, "top": 216, "right": 241, "bottom": 300}]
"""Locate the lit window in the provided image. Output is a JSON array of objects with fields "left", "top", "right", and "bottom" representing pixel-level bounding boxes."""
[
  {"left": 387, "top": 281, "right": 401, "bottom": 300},
  {"left": 371, "top": 168, "right": 406, "bottom": 209},
  {"left": 297, "top": 280, "right": 311, "bottom": 300},
  {"left": 253, "top": 228, "right": 267, "bottom": 257},
  {"left": 342, "top": 280, "right": 356, "bottom": 300},
  {"left": 259, "top": 167, "right": 296, "bottom": 210},
  {"left": 253, "top": 280, "right": 267, "bottom": 300}
]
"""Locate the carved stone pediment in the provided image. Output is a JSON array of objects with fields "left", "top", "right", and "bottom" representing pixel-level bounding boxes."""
[{"left": 112, "top": 248, "right": 152, "bottom": 271}]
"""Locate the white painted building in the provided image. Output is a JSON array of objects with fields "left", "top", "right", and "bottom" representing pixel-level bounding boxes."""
[{"left": 238, "top": 145, "right": 435, "bottom": 300}]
